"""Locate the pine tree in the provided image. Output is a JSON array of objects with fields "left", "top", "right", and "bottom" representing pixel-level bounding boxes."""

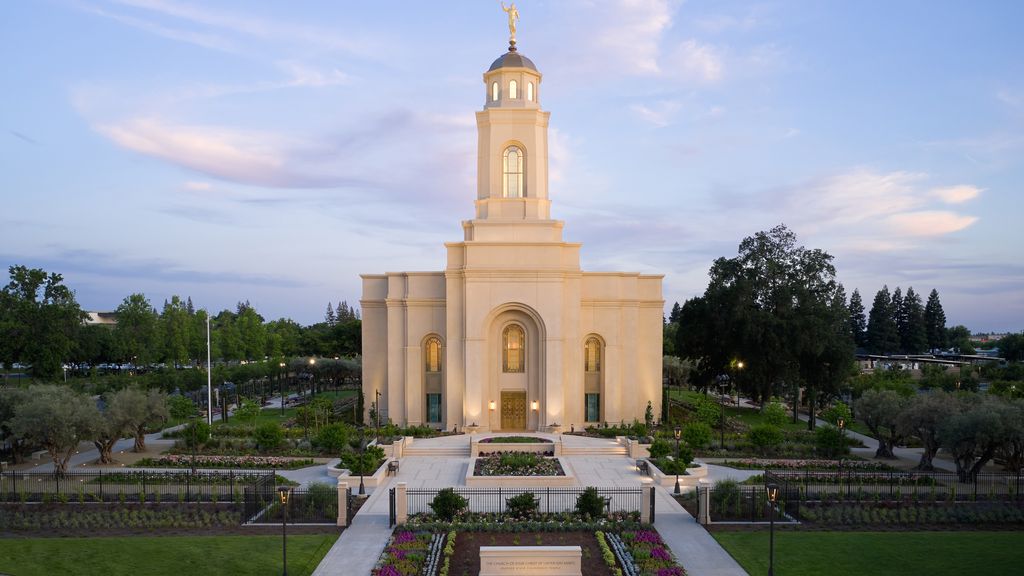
[
  {"left": 325, "top": 302, "right": 336, "bottom": 326},
  {"left": 186, "top": 296, "right": 195, "bottom": 315},
  {"left": 867, "top": 286, "right": 899, "bottom": 354},
  {"left": 901, "top": 287, "right": 928, "bottom": 354},
  {"left": 924, "top": 289, "right": 948, "bottom": 351},
  {"left": 668, "top": 301, "right": 682, "bottom": 324},
  {"left": 892, "top": 287, "right": 906, "bottom": 351},
  {"left": 847, "top": 289, "right": 868, "bottom": 348}
]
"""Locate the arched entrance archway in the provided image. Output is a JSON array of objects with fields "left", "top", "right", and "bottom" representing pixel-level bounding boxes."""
[{"left": 484, "top": 304, "right": 545, "bottom": 431}]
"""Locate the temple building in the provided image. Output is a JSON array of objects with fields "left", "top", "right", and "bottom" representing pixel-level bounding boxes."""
[{"left": 360, "top": 41, "right": 664, "bottom": 432}]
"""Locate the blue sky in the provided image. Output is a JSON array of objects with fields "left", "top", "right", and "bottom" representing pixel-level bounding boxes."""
[{"left": 2, "top": 1, "right": 1022, "bottom": 331}]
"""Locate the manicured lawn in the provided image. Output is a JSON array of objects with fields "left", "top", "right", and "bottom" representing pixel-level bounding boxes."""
[
  {"left": 713, "top": 531, "right": 1024, "bottom": 576},
  {"left": 0, "top": 534, "right": 338, "bottom": 576}
]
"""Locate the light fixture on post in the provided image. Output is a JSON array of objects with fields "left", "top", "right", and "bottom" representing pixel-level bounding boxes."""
[
  {"left": 837, "top": 417, "right": 846, "bottom": 485},
  {"left": 308, "top": 357, "right": 316, "bottom": 397},
  {"left": 489, "top": 400, "right": 496, "bottom": 411},
  {"left": 279, "top": 362, "right": 287, "bottom": 416},
  {"left": 673, "top": 425, "right": 682, "bottom": 495},
  {"left": 766, "top": 483, "right": 780, "bottom": 576},
  {"left": 277, "top": 486, "right": 292, "bottom": 576},
  {"left": 531, "top": 400, "right": 538, "bottom": 411}
]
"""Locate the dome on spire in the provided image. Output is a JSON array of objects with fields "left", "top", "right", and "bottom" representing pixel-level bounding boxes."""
[{"left": 488, "top": 51, "right": 538, "bottom": 72}]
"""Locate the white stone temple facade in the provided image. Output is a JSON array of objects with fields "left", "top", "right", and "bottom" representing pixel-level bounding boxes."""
[{"left": 361, "top": 45, "right": 663, "bottom": 432}]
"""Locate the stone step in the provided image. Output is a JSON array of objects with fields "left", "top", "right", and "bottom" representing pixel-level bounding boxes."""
[
  {"left": 403, "top": 448, "right": 471, "bottom": 457},
  {"left": 561, "top": 447, "right": 628, "bottom": 456}
]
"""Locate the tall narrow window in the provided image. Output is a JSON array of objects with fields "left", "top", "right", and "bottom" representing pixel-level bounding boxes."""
[
  {"left": 585, "top": 337, "right": 601, "bottom": 372},
  {"left": 425, "top": 336, "right": 442, "bottom": 372},
  {"left": 527, "top": 82, "right": 534, "bottom": 102},
  {"left": 491, "top": 81, "right": 499, "bottom": 102},
  {"left": 509, "top": 79, "right": 518, "bottom": 99},
  {"left": 503, "top": 324, "right": 525, "bottom": 373},
  {"left": 585, "top": 393, "right": 600, "bottom": 422},
  {"left": 502, "top": 145, "right": 525, "bottom": 198},
  {"left": 426, "top": 393, "right": 442, "bottom": 423}
]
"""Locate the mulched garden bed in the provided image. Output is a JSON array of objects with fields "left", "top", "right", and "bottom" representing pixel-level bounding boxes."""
[{"left": 450, "top": 531, "right": 612, "bottom": 576}]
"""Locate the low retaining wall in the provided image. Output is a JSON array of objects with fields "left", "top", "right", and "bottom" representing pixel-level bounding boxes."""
[
  {"left": 326, "top": 457, "right": 395, "bottom": 488},
  {"left": 471, "top": 439, "right": 560, "bottom": 457},
  {"left": 646, "top": 459, "right": 708, "bottom": 488},
  {"left": 465, "top": 457, "right": 577, "bottom": 487}
]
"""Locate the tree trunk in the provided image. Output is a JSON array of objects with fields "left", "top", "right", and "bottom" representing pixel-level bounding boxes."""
[
  {"left": 874, "top": 438, "right": 895, "bottom": 459},
  {"left": 133, "top": 429, "right": 146, "bottom": 453},
  {"left": 806, "top": 390, "right": 817, "bottom": 431},
  {"left": 93, "top": 439, "right": 116, "bottom": 464}
]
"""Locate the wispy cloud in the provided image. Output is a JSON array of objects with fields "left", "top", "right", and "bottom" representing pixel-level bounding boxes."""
[
  {"left": 931, "top": 185, "right": 981, "bottom": 204},
  {"left": 630, "top": 100, "right": 683, "bottom": 127},
  {"left": 665, "top": 39, "right": 724, "bottom": 82}
]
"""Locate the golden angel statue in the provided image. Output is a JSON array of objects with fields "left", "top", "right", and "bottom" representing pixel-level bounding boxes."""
[{"left": 501, "top": 2, "right": 520, "bottom": 41}]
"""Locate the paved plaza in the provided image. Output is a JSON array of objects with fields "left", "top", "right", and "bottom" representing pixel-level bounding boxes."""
[{"left": 312, "top": 432, "right": 751, "bottom": 576}]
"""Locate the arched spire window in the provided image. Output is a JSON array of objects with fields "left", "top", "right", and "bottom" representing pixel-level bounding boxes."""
[
  {"left": 491, "top": 81, "right": 499, "bottom": 102},
  {"left": 425, "top": 336, "right": 442, "bottom": 373},
  {"left": 527, "top": 82, "right": 534, "bottom": 102},
  {"left": 585, "top": 337, "right": 601, "bottom": 372},
  {"left": 503, "top": 324, "right": 525, "bottom": 373},
  {"left": 502, "top": 145, "right": 525, "bottom": 198},
  {"left": 509, "top": 79, "right": 518, "bottom": 99}
]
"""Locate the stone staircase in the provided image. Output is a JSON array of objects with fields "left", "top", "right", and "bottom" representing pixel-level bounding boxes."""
[
  {"left": 402, "top": 444, "right": 471, "bottom": 457},
  {"left": 560, "top": 444, "right": 629, "bottom": 457}
]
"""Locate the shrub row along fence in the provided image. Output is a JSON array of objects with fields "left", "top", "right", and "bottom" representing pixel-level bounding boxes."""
[
  {"left": 0, "top": 470, "right": 276, "bottom": 504},
  {"left": 695, "top": 470, "right": 1024, "bottom": 524},
  {"left": 242, "top": 484, "right": 347, "bottom": 525},
  {"left": 404, "top": 486, "right": 643, "bottom": 518}
]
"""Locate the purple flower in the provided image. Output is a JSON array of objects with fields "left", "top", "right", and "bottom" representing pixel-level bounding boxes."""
[
  {"left": 657, "top": 567, "right": 685, "bottom": 576},
  {"left": 652, "top": 547, "right": 671, "bottom": 561}
]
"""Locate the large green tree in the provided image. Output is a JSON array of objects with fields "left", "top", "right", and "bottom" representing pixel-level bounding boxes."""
[
  {"left": 866, "top": 286, "right": 899, "bottom": 354},
  {"left": 897, "top": 391, "right": 960, "bottom": 470},
  {"left": 847, "top": 289, "right": 868, "bottom": 349},
  {"left": 676, "top": 225, "right": 853, "bottom": 408},
  {"left": 858, "top": 388, "right": 907, "bottom": 458},
  {"left": 0, "top": 266, "right": 86, "bottom": 379},
  {"left": 114, "top": 293, "right": 159, "bottom": 364},
  {"left": 899, "top": 287, "right": 928, "bottom": 354},
  {"left": 924, "top": 289, "right": 947, "bottom": 351}
]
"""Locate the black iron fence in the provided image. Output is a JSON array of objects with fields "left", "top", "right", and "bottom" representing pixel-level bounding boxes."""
[
  {"left": 0, "top": 470, "right": 276, "bottom": 504},
  {"left": 765, "top": 470, "right": 1024, "bottom": 504},
  {"left": 405, "top": 486, "right": 642, "bottom": 517},
  {"left": 243, "top": 484, "right": 340, "bottom": 525},
  {"left": 696, "top": 484, "right": 786, "bottom": 523}
]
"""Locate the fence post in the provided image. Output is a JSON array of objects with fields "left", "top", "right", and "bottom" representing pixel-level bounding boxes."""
[
  {"left": 396, "top": 482, "right": 408, "bottom": 526},
  {"left": 336, "top": 481, "right": 349, "bottom": 527},
  {"left": 640, "top": 480, "right": 652, "bottom": 523},
  {"left": 698, "top": 479, "right": 710, "bottom": 525}
]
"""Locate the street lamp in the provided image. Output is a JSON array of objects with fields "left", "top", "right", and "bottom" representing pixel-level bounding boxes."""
[
  {"left": 837, "top": 417, "right": 846, "bottom": 490},
  {"left": 279, "top": 362, "right": 287, "bottom": 416},
  {"left": 189, "top": 414, "right": 198, "bottom": 475},
  {"left": 673, "top": 426, "right": 682, "bottom": 495},
  {"left": 375, "top": 389, "right": 382, "bottom": 443},
  {"left": 278, "top": 486, "right": 292, "bottom": 576},
  {"left": 718, "top": 379, "right": 729, "bottom": 450},
  {"left": 308, "top": 358, "right": 316, "bottom": 397},
  {"left": 766, "top": 483, "right": 780, "bottom": 576},
  {"left": 358, "top": 427, "right": 367, "bottom": 495}
]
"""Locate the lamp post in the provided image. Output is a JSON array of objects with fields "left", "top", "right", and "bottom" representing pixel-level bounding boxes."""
[
  {"left": 189, "top": 414, "right": 198, "bottom": 475},
  {"left": 278, "top": 486, "right": 292, "bottom": 576},
  {"left": 358, "top": 427, "right": 367, "bottom": 495},
  {"left": 279, "top": 362, "right": 287, "bottom": 416},
  {"left": 673, "top": 426, "right": 682, "bottom": 495},
  {"left": 766, "top": 483, "right": 779, "bottom": 576},
  {"left": 718, "top": 379, "right": 728, "bottom": 450},
  {"left": 308, "top": 358, "right": 316, "bottom": 398},
  {"left": 375, "top": 389, "right": 382, "bottom": 442}
]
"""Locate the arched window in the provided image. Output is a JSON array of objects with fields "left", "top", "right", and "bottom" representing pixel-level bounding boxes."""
[
  {"left": 509, "top": 79, "right": 518, "bottom": 99},
  {"left": 425, "top": 336, "right": 442, "bottom": 373},
  {"left": 503, "top": 324, "right": 525, "bottom": 373},
  {"left": 527, "top": 82, "right": 534, "bottom": 102},
  {"left": 502, "top": 145, "right": 525, "bottom": 198},
  {"left": 585, "top": 337, "right": 601, "bottom": 372},
  {"left": 491, "top": 81, "right": 499, "bottom": 102}
]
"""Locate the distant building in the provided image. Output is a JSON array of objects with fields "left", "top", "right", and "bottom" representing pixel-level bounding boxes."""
[{"left": 85, "top": 312, "right": 118, "bottom": 326}]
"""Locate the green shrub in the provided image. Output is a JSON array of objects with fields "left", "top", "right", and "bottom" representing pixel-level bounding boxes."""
[
  {"left": 648, "top": 437, "right": 673, "bottom": 459},
  {"left": 682, "top": 422, "right": 712, "bottom": 449},
  {"left": 815, "top": 424, "right": 849, "bottom": 459},
  {"left": 315, "top": 422, "right": 353, "bottom": 453},
  {"left": 183, "top": 420, "right": 211, "bottom": 448},
  {"left": 763, "top": 401, "right": 787, "bottom": 427},
  {"left": 575, "top": 487, "right": 606, "bottom": 518},
  {"left": 506, "top": 492, "right": 539, "bottom": 518},
  {"left": 498, "top": 452, "right": 540, "bottom": 470},
  {"left": 253, "top": 422, "right": 285, "bottom": 450},
  {"left": 430, "top": 488, "right": 468, "bottom": 522},
  {"left": 747, "top": 425, "right": 783, "bottom": 455},
  {"left": 339, "top": 445, "right": 386, "bottom": 475},
  {"left": 693, "top": 395, "right": 720, "bottom": 427},
  {"left": 821, "top": 402, "right": 852, "bottom": 426},
  {"left": 711, "top": 479, "right": 741, "bottom": 510}
]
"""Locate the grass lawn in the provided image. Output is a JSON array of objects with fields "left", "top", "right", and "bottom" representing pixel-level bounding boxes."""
[
  {"left": 713, "top": 531, "right": 1024, "bottom": 576},
  {"left": 0, "top": 534, "right": 339, "bottom": 576}
]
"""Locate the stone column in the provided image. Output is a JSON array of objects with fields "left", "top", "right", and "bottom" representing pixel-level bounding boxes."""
[
  {"left": 698, "top": 479, "right": 711, "bottom": 525},
  {"left": 640, "top": 479, "right": 653, "bottom": 524},
  {"left": 336, "top": 481, "right": 349, "bottom": 527},
  {"left": 396, "top": 482, "right": 408, "bottom": 526}
]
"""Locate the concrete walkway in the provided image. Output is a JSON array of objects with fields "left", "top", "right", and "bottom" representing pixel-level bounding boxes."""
[{"left": 312, "top": 433, "right": 749, "bottom": 576}]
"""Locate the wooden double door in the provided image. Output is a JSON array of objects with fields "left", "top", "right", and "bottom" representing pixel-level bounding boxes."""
[{"left": 500, "top": 391, "right": 527, "bottom": 431}]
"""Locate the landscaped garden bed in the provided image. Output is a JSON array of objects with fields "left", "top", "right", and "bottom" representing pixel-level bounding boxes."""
[
  {"left": 136, "top": 454, "right": 316, "bottom": 470},
  {"left": 465, "top": 453, "right": 575, "bottom": 486},
  {"left": 478, "top": 436, "right": 550, "bottom": 444},
  {"left": 0, "top": 503, "right": 242, "bottom": 532},
  {"left": 717, "top": 458, "right": 894, "bottom": 472}
]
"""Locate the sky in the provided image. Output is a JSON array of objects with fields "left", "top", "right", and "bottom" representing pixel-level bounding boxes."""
[{"left": 2, "top": 0, "right": 1023, "bottom": 332}]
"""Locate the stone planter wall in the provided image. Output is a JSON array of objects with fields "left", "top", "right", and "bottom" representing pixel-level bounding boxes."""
[
  {"left": 645, "top": 458, "right": 708, "bottom": 488},
  {"left": 465, "top": 457, "right": 577, "bottom": 487},
  {"left": 327, "top": 457, "right": 395, "bottom": 488},
  {"left": 471, "top": 440, "right": 560, "bottom": 457}
]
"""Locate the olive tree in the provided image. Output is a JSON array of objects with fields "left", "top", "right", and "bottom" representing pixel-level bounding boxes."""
[
  {"left": 857, "top": 389, "right": 906, "bottom": 458},
  {"left": 9, "top": 385, "right": 99, "bottom": 475},
  {"left": 940, "top": 398, "right": 1013, "bottom": 482},
  {"left": 114, "top": 386, "right": 169, "bottom": 452},
  {"left": 896, "top": 391, "right": 959, "bottom": 471}
]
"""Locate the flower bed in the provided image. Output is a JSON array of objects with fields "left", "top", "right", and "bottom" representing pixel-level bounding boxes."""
[
  {"left": 404, "top": 510, "right": 643, "bottom": 533},
  {"left": 85, "top": 471, "right": 296, "bottom": 486},
  {"left": 605, "top": 529, "right": 686, "bottom": 576},
  {"left": 474, "top": 453, "right": 564, "bottom": 476},
  {"left": 0, "top": 503, "right": 241, "bottom": 532},
  {"left": 479, "top": 436, "right": 550, "bottom": 444},
  {"left": 798, "top": 502, "right": 1024, "bottom": 526},
  {"left": 135, "top": 455, "right": 315, "bottom": 470},
  {"left": 720, "top": 458, "right": 894, "bottom": 472},
  {"left": 372, "top": 530, "right": 435, "bottom": 576},
  {"left": 785, "top": 471, "right": 940, "bottom": 486}
]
